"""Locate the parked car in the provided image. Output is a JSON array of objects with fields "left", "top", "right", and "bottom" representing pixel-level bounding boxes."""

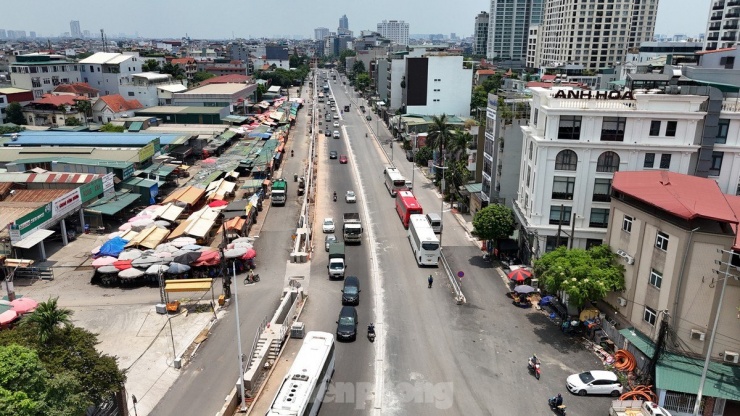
[
  {"left": 345, "top": 190, "right": 356, "bottom": 203},
  {"left": 335, "top": 305, "right": 358, "bottom": 341},
  {"left": 341, "top": 276, "right": 360, "bottom": 305},
  {"left": 322, "top": 218, "right": 335, "bottom": 233},
  {"left": 325, "top": 234, "right": 337, "bottom": 251},
  {"left": 406, "top": 150, "right": 414, "bottom": 161},
  {"left": 566, "top": 370, "right": 623, "bottom": 396},
  {"left": 329, "top": 150, "right": 338, "bottom": 159},
  {"left": 339, "top": 155, "right": 348, "bottom": 164}
]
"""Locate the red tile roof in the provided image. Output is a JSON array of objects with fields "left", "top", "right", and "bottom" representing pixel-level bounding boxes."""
[
  {"left": 477, "top": 69, "right": 495, "bottom": 75},
  {"left": 200, "top": 74, "right": 251, "bottom": 85},
  {"left": 99, "top": 94, "right": 144, "bottom": 112},
  {"left": 613, "top": 171, "right": 738, "bottom": 224},
  {"left": 171, "top": 57, "right": 195, "bottom": 65},
  {"left": 53, "top": 82, "right": 99, "bottom": 95},
  {"left": 31, "top": 94, "right": 88, "bottom": 106},
  {"left": 541, "top": 75, "right": 557, "bottom": 81}
]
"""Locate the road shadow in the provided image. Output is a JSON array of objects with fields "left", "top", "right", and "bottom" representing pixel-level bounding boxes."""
[{"left": 526, "top": 311, "right": 589, "bottom": 354}]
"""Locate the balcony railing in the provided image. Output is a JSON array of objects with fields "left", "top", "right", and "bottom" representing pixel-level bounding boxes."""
[
  {"left": 551, "top": 192, "right": 574, "bottom": 200},
  {"left": 710, "top": 23, "right": 722, "bottom": 30},
  {"left": 711, "top": 14, "right": 723, "bottom": 20},
  {"left": 708, "top": 35, "right": 720, "bottom": 41},
  {"left": 729, "top": 0, "right": 740, "bottom": 5},
  {"left": 589, "top": 221, "right": 609, "bottom": 228},
  {"left": 592, "top": 193, "right": 611, "bottom": 202},
  {"left": 724, "top": 24, "right": 739, "bottom": 29},
  {"left": 714, "top": 2, "right": 726, "bottom": 10},
  {"left": 726, "top": 12, "right": 740, "bottom": 17},
  {"left": 721, "top": 35, "right": 737, "bottom": 40}
]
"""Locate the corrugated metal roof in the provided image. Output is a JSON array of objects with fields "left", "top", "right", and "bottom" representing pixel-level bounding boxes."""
[
  {"left": 2, "top": 131, "right": 184, "bottom": 146},
  {"left": 84, "top": 193, "right": 140, "bottom": 216},
  {"left": 12, "top": 229, "right": 55, "bottom": 249},
  {"left": 613, "top": 171, "right": 738, "bottom": 224},
  {"left": 79, "top": 52, "right": 123, "bottom": 64},
  {"left": 619, "top": 329, "right": 740, "bottom": 401},
  {"left": 0, "top": 204, "right": 44, "bottom": 238},
  {"left": 0, "top": 147, "right": 140, "bottom": 164},
  {"left": 0, "top": 172, "right": 100, "bottom": 185},
  {"left": 5, "top": 189, "right": 69, "bottom": 202}
]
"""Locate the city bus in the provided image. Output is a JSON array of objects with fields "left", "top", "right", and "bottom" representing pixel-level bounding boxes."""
[
  {"left": 266, "top": 331, "right": 336, "bottom": 416},
  {"left": 408, "top": 214, "right": 441, "bottom": 266},
  {"left": 395, "top": 190, "right": 423, "bottom": 228},
  {"left": 384, "top": 166, "right": 407, "bottom": 197}
]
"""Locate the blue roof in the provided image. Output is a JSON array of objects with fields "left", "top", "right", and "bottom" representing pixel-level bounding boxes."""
[{"left": 1, "top": 131, "right": 184, "bottom": 147}]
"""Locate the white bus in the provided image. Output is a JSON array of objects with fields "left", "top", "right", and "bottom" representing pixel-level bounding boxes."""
[
  {"left": 408, "top": 214, "right": 440, "bottom": 266},
  {"left": 266, "top": 331, "right": 336, "bottom": 416},
  {"left": 384, "top": 166, "right": 406, "bottom": 197}
]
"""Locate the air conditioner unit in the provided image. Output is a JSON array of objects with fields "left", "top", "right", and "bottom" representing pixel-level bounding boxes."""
[
  {"left": 724, "top": 351, "right": 739, "bottom": 364},
  {"left": 616, "top": 249, "right": 626, "bottom": 256},
  {"left": 617, "top": 297, "right": 628, "bottom": 307},
  {"left": 690, "top": 329, "right": 706, "bottom": 341},
  {"left": 625, "top": 256, "right": 635, "bottom": 265}
]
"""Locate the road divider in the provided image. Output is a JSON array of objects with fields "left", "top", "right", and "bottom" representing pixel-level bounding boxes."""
[{"left": 440, "top": 250, "right": 466, "bottom": 305}]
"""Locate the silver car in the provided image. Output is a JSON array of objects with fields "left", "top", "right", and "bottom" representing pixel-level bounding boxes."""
[
  {"left": 325, "top": 234, "right": 337, "bottom": 251},
  {"left": 345, "top": 190, "right": 357, "bottom": 203}
]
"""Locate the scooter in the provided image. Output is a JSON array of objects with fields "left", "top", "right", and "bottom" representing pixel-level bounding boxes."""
[
  {"left": 367, "top": 323, "right": 376, "bottom": 342},
  {"left": 548, "top": 397, "right": 566, "bottom": 416},
  {"left": 333, "top": 193, "right": 337, "bottom": 202},
  {"left": 528, "top": 357, "right": 541, "bottom": 380}
]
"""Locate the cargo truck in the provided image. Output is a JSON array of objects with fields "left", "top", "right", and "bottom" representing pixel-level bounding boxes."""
[
  {"left": 328, "top": 242, "right": 346, "bottom": 279},
  {"left": 343, "top": 213, "right": 363, "bottom": 243},
  {"left": 271, "top": 178, "right": 287, "bottom": 206},
  {"left": 610, "top": 401, "right": 673, "bottom": 416}
]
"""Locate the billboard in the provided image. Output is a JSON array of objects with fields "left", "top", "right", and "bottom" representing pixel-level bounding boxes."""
[
  {"left": 12, "top": 203, "right": 53, "bottom": 239},
  {"left": 52, "top": 188, "right": 81, "bottom": 218}
]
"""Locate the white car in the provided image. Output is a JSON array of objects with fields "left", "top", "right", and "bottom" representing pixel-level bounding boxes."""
[
  {"left": 333, "top": 121, "right": 340, "bottom": 127},
  {"left": 345, "top": 191, "right": 357, "bottom": 203},
  {"left": 322, "top": 218, "right": 335, "bottom": 233},
  {"left": 566, "top": 370, "right": 623, "bottom": 396},
  {"left": 333, "top": 114, "right": 339, "bottom": 119}
]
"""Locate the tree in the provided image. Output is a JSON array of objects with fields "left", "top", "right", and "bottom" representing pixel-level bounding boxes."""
[
  {"left": 161, "top": 62, "right": 185, "bottom": 80},
  {"left": 6, "top": 102, "right": 25, "bottom": 125},
  {"left": 255, "top": 84, "right": 266, "bottom": 101},
  {"left": 339, "top": 49, "right": 356, "bottom": 69},
  {"left": 75, "top": 100, "right": 91, "bottom": 125},
  {"left": 64, "top": 117, "right": 81, "bottom": 126},
  {"left": 193, "top": 71, "right": 215, "bottom": 83},
  {"left": 0, "top": 124, "right": 24, "bottom": 134},
  {"left": 472, "top": 204, "right": 516, "bottom": 251},
  {"left": 470, "top": 85, "right": 489, "bottom": 111},
  {"left": 0, "top": 344, "right": 48, "bottom": 415},
  {"left": 141, "top": 59, "right": 161, "bottom": 72},
  {"left": 22, "top": 297, "right": 72, "bottom": 344},
  {"left": 533, "top": 245, "right": 626, "bottom": 308},
  {"left": 352, "top": 60, "right": 366, "bottom": 75},
  {"left": 355, "top": 73, "right": 371, "bottom": 92},
  {"left": 426, "top": 114, "right": 453, "bottom": 182},
  {"left": 100, "top": 123, "right": 124, "bottom": 133}
]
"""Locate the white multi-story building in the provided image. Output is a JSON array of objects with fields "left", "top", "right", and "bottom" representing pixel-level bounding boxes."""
[
  {"left": 473, "top": 11, "right": 489, "bottom": 56},
  {"left": 70, "top": 20, "right": 81, "bottom": 38},
  {"left": 118, "top": 73, "right": 187, "bottom": 108},
  {"left": 404, "top": 53, "right": 472, "bottom": 117},
  {"left": 487, "top": 0, "right": 544, "bottom": 62},
  {"left": 704, "top": 0, "right": 740, "bottom": 51},
  {"left": 314, "top": 27, "right": 330, "bottom": 41},
  {"left": 512, "top": 85, "right": 740, "bottom": 263},
  {"left": 537, "top": 0, "right": 658, "bottom": 70},
  {"left": 10, "top": 54, "right": 81, "bottom": 98},
  {"left": 79, "top": 52, "right": 143, "bottom": 96},
  {"left": 377, "top": 20, "right": 409, "bottom": 46}
]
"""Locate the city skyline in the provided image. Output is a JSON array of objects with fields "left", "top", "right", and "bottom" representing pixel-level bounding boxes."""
[{"left": 0, "top": 0, "right": 711, "bottom": 40}]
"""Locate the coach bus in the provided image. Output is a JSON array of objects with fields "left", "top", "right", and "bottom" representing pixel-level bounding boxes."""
[
  {"left": 266, "top": 331, "right": 336, "bottom": 416},
  {"left": 408, "top": 214, "right": 440, "bottom": 266},
  {"left": 384, "top": 166, "right": 407, "bottom": 197},
  {"left": 395, "top": 190, "right": 423, "bottom": 228}
]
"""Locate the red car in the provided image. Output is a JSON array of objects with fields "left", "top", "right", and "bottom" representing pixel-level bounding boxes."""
[{"left": 339, "top": 155, "right": 348, "bottom": 164}]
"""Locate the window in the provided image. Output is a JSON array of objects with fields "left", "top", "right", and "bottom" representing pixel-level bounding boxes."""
[
  {"left": 533, "top": 108, "right": 539, "bottom": 127},
  {"left": 710, "top": 151, "right": 724, "bottom": 176},
  {"left": 555, "top": 149, "right": 578, "bottom": 171},
  {"left": 643, "top": 306, "right": 657, "bottom": 326},
  {"left": 586, "top": 239, "right": 602, "bottom": 249},
  {"left": 589, "top": 208, "right": 610, "bottom": 228},
  {"left": 128, "top": 92, "right": 135, "bottom": 97},
  {"left": 649, "top": 120, "right": 661, "bottom": 136},
  {"left": 593, "top": 178, "right": 612, "bottom": 202},
  {"left": 659, "top": 154, "right": 671, "bottom": 169},
  {"left": 622, "top": 215, "right": 633, "bottom": 233},
  {"left": 596, "top": 151, "right": 620, "bottom": 172},
  {"left": 601, "top": 116, "right": 626, "bottom": 141},
  {"left": 558, "top": 115, "right": 582, "bottom": 140},
  {"left": 716, "top": 119, "right": 729, "bottom": 144},
  {"left": 549, "top": 205, "right": 572, "bottom": 225},
  {"left": 656, "top": 231, "right": 669, "bottom": 251},
  {"left": 649, "top": 269, "right": 663, "bottom": 289},
  {"left": 552, "top": 176, "right": 576, "bottom": 199},
  {"left": 529, "top": 142, "right": 533, "bottom": 160},
  {"left": 644, "top": 153, "right": 655, "bottom": 168},
  {"left": 665, "top": 121, "right": 677, "bottom": 136}
]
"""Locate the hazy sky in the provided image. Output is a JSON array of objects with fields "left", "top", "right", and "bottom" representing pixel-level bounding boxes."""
[{"left": 1, "top": 0, "right": 711, "bottom": 40}]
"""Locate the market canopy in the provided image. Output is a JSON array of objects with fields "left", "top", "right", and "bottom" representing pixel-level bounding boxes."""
[
  {"left": 152, "top": 203, "right": 185, "bottom": 223},
  {"left": 162, "top": 185, "right": 205, "bottom": 206},
  {"left": 125, "top": 226, "right": 170, "bottom": 249},
  {"left": 85, "top": 192, "right": 140, "bottom": 216}
]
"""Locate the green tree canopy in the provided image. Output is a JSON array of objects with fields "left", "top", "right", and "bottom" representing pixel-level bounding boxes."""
[
  {"left": 533, "top": 245, "right": 626, "bottom": 308},
  {"left": 193, "top": 71, "right": 215, "bottom": 83},
  {"left": 339, "top": 49, "right": 356, "bottom": 69},
  {"left": 64, "top": 117, "right": 82, "bottom": 126},
  {"left": 472, "top": 204, "right": 515, "bottom": 244},
  {"left": 6, "top": 102, "right": 25, "bottom": 125},
  {"left": 355, "top": 72, "right": 371, "bottom": 92},
  {"left": 141, "top": 59, "right": 161, "bottom": 72},
  {"left": 161, "top": 62, "right": 185, "bottom": 80},
  {"left": 21, "top": 297, "right": 72, "bottom": 344},
  {"left": 100, "top": 123, "right": 124, "bottom": 133},
  {"left": 0, "top": 124, "right": 24, "bottom": 134},
  {"left": 352, "top": 60, "right": 366, "bottom": 75}
]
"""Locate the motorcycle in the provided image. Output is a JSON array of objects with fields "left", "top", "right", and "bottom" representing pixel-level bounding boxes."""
[
  {"left": 548, "top": 397, "right": 566, "bottom": 415},
  {"left": 244, "top": 272, "right": 260, "bottom": 285},
  {"left": 367, "top": 323, "right": 376, "bottom": 342},
  {"left": 528, "top": 357, "right": 541, "bottom": 380},
  {"left": 333, "top": 193, "right": 337, "bottom": 202}
]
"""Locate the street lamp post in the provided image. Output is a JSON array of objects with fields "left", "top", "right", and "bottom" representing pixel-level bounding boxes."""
[{"left": 432, "top": 162, "right": 449, "bottom": 247}]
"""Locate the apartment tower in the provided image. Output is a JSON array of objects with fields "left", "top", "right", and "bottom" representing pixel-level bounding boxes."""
[
  {"left": 704, "top": 0, "right": 740, "bottom": 51},
  {"left": 474, "top": 11, "right": 490, "bottom": 56},
  {"left": 487, "top": 0, "right": 545, "bottom": 63}
]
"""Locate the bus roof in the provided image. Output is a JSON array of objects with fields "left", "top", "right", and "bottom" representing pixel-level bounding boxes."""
[{"left": 397, "top": 191, "right": 421, "bottom": 208}]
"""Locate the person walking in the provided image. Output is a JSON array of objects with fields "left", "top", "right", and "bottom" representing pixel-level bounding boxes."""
[{"left": 428, "top": 274, "right": 434, "bottom": 288}]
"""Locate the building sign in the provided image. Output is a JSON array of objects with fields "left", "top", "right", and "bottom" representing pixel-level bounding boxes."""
[
  {"left": 78, "top": 178, "right": 104, "bottom": 203},
  {"left": 102, "top": 172, "right": 116, "bottom": 197},
  {"left": 52, "top": 189, "right": 81, "bottom": 218},
  {"left": 553, "top": 90, "right": 634, "bottom": 100},
  {"left": 122, "top": 164, "right": 135, "bottom": 180},
  {"left": 139, "top": 142, "right": 156, "bottom": 163},
  {"left": 13, "top": 203, "right": 52, "bottom": 238}
]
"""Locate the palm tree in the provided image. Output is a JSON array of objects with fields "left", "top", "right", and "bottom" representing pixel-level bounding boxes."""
[
  {"left": 22, "top": 297, "right": 73, "bottom": 344},
  {"left": 75, "top": 100, "right": 92, "bottom": 125},
  {"left": 426, "top": 114, "right": 452, "bottom": 183},
  {"left": 446, "top": 129, "right": 472, "bottom": 163}
]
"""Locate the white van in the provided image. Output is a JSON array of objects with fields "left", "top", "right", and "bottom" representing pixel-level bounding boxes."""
[
  {"left": 404, "top": 180, "right": 413, "bottom": 190},
  {"left": 426, "top": 213, "right": 442, "bottom": 233}
]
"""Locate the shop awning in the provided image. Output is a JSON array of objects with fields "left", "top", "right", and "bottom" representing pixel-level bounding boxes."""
[
  {"left": 126, "top": 226, "right": 170, "bottom": 249},
  {"left": 128, "top": 121, "right": 143, "bottom": 132},
  {"left": 165, "top": 278, "right": 213, "bottom": 293},
  {"left": 85, "top": 193, "right": 141, "bottom": 216},
  {"left": 162, "top": 185, "right": 205, "bottom": 206},
  {"left": 153, "top": 203, "right": 185, "bottom": 223},
  {"left": 13, "top": 229, "right": 55, "bottom": 249},
  {"left": 225, "top": 216, "right": 246, "bottom": 231}
]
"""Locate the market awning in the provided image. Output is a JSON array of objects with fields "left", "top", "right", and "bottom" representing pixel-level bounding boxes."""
[
  {"left": 162, "top": 185, "right": 205, "bottom": 206},
  {"left": 126, "top": 226, "right": 170, "bottom": 249},
  {"left": 13, "top": 229, "right": 55, "bottom": 249},
  {"left": 85, "top": 193, "right": 141, "bottom": 216},
  {"left": 165, "top": 278, "right": 213, "bottom": 293},
  {"left": 153, "top": 203, "right": 185, "bottom": 223},
  {"left": 619, "top": 328, "right": 740, "bottom": 401},
  {"left": 128, "top": 121, "right": 143, "bottom": 132}
]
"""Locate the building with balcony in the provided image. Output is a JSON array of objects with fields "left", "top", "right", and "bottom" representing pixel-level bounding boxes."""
[
  {"left": 118, "top": 73, "right": 187, "bottom": 108},
  {"left": 21, "top": 93, "right": 88, "bottom": 127},
  {"left": 473, "top": 11, "right": 490, "bottom": 56},
  {"left": 170, "top": 57, "right": 197, "bottom": 82},
  {"left": 79, "top": 52, "right": 143, "bottom": 96},
  {"left": 377, "top": 20, "right": 409, "bottom": 46},
  {"left": 487, "top": 0, "right": 544, "bottom": 64},
  {"left": 705, "top": 0, "right": 740, "bottom": 51},
  {"left": 0, "top": 87, "right": 34, "bottom": 123},
  {"left": 10, "top": 54, "right": 81, "bottom": 98}
]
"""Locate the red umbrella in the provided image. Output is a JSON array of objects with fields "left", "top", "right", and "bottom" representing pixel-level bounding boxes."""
[
  {"left": 242, "top": 248, "right": 257, "bottom": 260},
  {"left": 507, "top": 268, "right": 532, "bottom": 283},
  {"left": 113, "top": 259, "right": 133, "bottom": 270},
  {"left": 0, "top": 309, "right": 19, "bottom": 325},
  {"left": 11, "top": 298, "right": 38, "bottom": 314},
  {"left": 208, "top": 200, "right": 228, "bottom": 208}
]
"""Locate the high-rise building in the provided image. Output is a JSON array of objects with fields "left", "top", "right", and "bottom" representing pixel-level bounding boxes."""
[
  {"left": 377, "top": 20, "right": 410, "bottom": 45},
  {"left": 487, "top": 0, "right": 544, "bottom": 63},
  {"left": 474, "top": 11, "right": 489, "bottom": 56},
  {"left": 339, "top": 15, "right": 349, "bottom": 31},
  {"left": 704, "top": 0, "right": 739, "bottom": 51},
  {"left": 314, "top": 27, "right": 330, "bottom": 41},
  {"left": 536, "top": 0, "right": 658, "bottom": 70},
  {"left": 0, "top": 30, "right": 6, "bottom": 39},
  {"left": 70, "top": 20, "right": 82, "bottom": 38},
  {"left": 29, "top": 31, "right": 36, "bottom": 39}
]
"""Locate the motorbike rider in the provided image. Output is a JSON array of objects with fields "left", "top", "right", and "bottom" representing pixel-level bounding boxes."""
[
  {"left": 529, "top": 353, "right": 539, "bottom": 367},
  {"left": 333, "top": 191, "right": 337, "bottom": 201},
  {"left": 550, "top": 393, "right": 563, "bottom": 407},
  {"left": 428, "top": 274, "right": 434, "bottom": 288},
  {"left": 368, "top": 323, "right": 375, "bottom": 334}
]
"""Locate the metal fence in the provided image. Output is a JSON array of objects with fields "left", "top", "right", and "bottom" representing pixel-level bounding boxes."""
[
  {"left": 663, "top": 391, "right": 703, "bottom": 415},
  {"left": 600, "top": 320, "right": 651, "bottom": 374}
]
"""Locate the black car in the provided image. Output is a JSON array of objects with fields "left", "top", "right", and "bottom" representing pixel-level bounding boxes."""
[
  {"left": 336, "top": 306, "right": 358, "bottom": 341},
  {"left": 341, "top": 276, "right": 360, "bottom": 305},
  {"left": 329, "top": 150, "right": 338, "bottom": 159},
  {"left": 406, "top": 150, "right": 414, "bottom": 162},
  {"left": 365, "top": 115, "right": 372, "bottom": 121},
  {"left": 325, "top": 129, "right": 332, "bottom": 136}
]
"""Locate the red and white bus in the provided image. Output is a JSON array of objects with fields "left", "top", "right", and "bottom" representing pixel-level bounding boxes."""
[
  {"left": 395, "top": 190, "right": 423, "bottom": 228},
  {"left": 384, "top": 166, "right": 407, "bottom": 197}
]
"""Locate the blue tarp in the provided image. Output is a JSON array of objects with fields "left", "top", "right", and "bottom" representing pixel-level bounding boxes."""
[{"left": 99, "top": 236, "right": 129, "bottom": 257}]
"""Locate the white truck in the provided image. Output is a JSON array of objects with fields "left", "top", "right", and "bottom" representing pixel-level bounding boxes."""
[
  {"left": 327, "top": 242, "right": 346, "bottom": 279},
  {"left": 610, "top": 401, "right": 673, "bottom": 416},
  {"left": 343, "top": 213, "right": 363, "bottom": 244}
]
